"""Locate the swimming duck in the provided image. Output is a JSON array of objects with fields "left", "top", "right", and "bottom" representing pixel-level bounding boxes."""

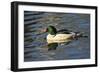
[
  {"left": 41, "top": 26, "right": 87, "bottom": 50},
  {"left": 45, "top": 26, "right": 83, "bottom": 43}
]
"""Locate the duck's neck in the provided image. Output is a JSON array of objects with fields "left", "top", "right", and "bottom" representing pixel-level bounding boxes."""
[{"left": 49, "top": 31, "right": 56, "bottom": 35}]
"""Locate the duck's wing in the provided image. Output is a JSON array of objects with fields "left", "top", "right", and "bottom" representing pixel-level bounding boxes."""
[
  {"left": 57, "top": 29, "right": 72, "bottom": 34},
  {"left": 47, "top": 43, "right": 58, "bottom": 51}
]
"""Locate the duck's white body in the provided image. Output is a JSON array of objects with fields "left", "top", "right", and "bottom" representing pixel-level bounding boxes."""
[{"left": 47, "top": 33, "right": 74, "bottom": 44}]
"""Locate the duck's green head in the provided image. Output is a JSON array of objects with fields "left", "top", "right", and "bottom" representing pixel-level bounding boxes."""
[{"left": 46, "top": 26, "right": 57, "bottom": 35}]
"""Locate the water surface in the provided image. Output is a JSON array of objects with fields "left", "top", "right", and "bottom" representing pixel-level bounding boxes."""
[{"left": 24, "top": 11, "right": 90, "bottom": 62}]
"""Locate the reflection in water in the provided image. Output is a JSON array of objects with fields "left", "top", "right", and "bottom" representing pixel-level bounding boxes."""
[{"left": 24, "top": 11, "right": 90, "bottom": 62}]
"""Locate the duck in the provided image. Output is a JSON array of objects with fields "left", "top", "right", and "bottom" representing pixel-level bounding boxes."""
[{"left": 41, "top": 25, "right": 87, "bottom": 50}]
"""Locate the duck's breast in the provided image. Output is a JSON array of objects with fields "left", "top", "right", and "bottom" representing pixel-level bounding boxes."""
[{"left": 47, "top": 34, "right": 55, "bottom": 43}]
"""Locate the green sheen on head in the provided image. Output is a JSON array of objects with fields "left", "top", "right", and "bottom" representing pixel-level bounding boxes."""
[{"left": 47, "top": 26, "right": 57, "bottom": 35}]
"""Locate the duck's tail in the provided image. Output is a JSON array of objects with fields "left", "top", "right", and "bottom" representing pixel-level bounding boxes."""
[{"left": 74, "top": 32, "right": 88, "bottom": 39}]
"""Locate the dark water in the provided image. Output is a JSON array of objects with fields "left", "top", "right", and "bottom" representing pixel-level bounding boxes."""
[{"left": 24, "top": 11, "right": 90, "bottom": 62}]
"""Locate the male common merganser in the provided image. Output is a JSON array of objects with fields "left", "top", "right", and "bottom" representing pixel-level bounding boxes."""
[{"left": 41, "top": 25, "right": 87, "bottom": 50}]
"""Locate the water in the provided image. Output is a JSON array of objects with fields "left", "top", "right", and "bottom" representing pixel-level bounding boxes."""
[{"left": 24, "top": 11, "right": 90, "bottom": 62}]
